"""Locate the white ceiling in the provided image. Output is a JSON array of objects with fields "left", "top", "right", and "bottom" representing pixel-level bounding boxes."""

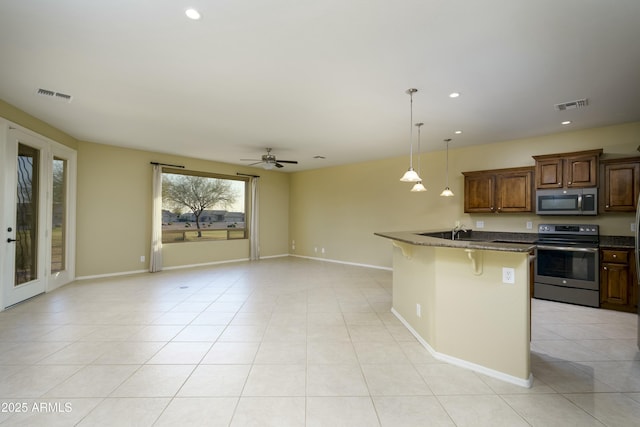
[{"left": 1, "top": 0, "right": 639, "bottom": 171}]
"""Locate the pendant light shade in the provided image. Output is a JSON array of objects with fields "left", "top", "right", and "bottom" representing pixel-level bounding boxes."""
[
  {"left": 400, "top": 88, "right": 422, "bottom": 182},
  {"left": 440, "top": 187, "right": 454, "bottom": 197},
  {"left": 411, "top": 182, "right": 427, "bottom": 192},
  {"left": 401, "top": 169, "right": 421, "bottom": 182},
  {"left": 440, "top": 138, "right": 454, "bottom": 197},
  {"left": 410, "top": 122, "right": 426, "bottom": 192}
]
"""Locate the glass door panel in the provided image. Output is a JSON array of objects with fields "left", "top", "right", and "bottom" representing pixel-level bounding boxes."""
[
  {"left": 15, "top": 143, "right": 40, "bottom": 286},
  {"left": 51, "top": 157, "right": 66, "bottom": 273}
]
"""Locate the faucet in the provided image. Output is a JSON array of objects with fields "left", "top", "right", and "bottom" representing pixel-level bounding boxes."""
[{"left": 452, "top": 223, "right": 467, "bottom": 240}]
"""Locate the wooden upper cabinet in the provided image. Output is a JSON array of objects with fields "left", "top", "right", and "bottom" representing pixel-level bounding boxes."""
[
  {"left": 535, "top": 158, "right": 563, "bottom": 188},
  {"left": 600, "top": 157, "right": 640, "bottom": 212},
  {"left": 464, "top": 173, "right": 495, "bottom": 213},
  {"left": 463, "top": 167, "right": 534, "bottom": 213},
  {"left": 533, "top": 149, "right": 602, "bottom": 189},
  {"left": 496, "top": 170, "right": 534, "bottom": 212}
]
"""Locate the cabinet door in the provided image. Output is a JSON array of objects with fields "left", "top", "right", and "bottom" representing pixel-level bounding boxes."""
[
  {"left": 602, "top": 161, "right": 640, "bottom": 212},
  {"left": 565, "top": 154, "right": 598, "bottom": 187},
  {"left": 535, "top": 158, "right": 563, "bottom": 189},
  {"left": 496, "top": 170, "right": 533, "bottom": 212},
  {"left": 464, "top": 174, "right": 495, "bottom": 213},
  {"left": 601, "top": 262, "right": 630, "bottom": 306}
]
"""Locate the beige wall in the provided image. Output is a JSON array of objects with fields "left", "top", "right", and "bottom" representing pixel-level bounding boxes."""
[
  {"left": 76, "top": 141, "right": 290, "bottom": 277},
  {"left": 290, "top": 122, "right": 640, "bottom": 268},
  {"left": 3, "top": 97, "right": 639, "bottom": 276},
  {"left": 0, "top": 99, "right": 78, "bottom": 150}
]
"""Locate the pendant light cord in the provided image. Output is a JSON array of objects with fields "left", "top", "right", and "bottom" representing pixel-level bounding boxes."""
[
  {"left": 445, "top": 140, "right": 449, "bottom": 186},
  {"left": 416, "top": 122, "right": 423, "bottom": 175},
  {"left": 409, "top": 91, "right": 414, "bottom": 167}
]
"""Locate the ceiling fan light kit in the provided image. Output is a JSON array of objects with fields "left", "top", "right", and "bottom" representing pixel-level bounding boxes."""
[
  {"left": 400, "top": 88, "right": 422, "bottom": 183},
  {"left": 242, "top": 148, "right": 298, "bottom": 170}
]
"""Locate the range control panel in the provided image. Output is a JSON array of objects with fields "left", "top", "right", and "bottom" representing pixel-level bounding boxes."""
[{"left": 538, "top": 224, "right": 599, "bottom": 235}]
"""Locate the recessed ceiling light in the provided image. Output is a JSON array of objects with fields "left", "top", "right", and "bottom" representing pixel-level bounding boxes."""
[
  {"left": 561, "top": 121, "right": 572, "bottom": 125},
  {"left": 454, "top": 130, "right": 462, "bottom": 134},
  {"left": 185, "top": 8, "right": 201, "bottom": 20},
  {"left": 449, "top": 92, "right": 460, "bottom": 98},
  {"left": 313, "top": 155, "right": 326, "bottom": 159}
]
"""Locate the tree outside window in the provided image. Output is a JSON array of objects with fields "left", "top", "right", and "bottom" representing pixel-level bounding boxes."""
[{"left": 162, "top": 171, "right": 247, "bottom": 242}]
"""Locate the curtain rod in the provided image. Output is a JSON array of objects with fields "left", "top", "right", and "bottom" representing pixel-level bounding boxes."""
[
  {"left": 237, "top": 172, "right": 260, "bottom": 178},
  {"left": 150, "top": 161, "right": 185, "bottom": 168}
]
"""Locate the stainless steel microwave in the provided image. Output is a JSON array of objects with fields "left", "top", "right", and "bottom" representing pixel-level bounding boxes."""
[{"left": 536, "top": 188, "right": 598, "bottom": 215}]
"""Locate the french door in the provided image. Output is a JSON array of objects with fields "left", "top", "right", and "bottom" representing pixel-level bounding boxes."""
[{"left": 1, "top": 123, "right": 76, "bottom": 308}]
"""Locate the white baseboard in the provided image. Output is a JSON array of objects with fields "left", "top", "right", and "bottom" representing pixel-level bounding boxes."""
[
  {"left": 290, "top": 254, "right": 392, "bottom": 271},
  {"left": 391, "top": 308, "right": 533, "bottom": 389},
  {"left": 162, "top": 257, "right": 250, "bottom": 271},
  {"left": 75, "top": 269, "right": 148, "bottom": 281},
  {"left": 75, "top": 254, "right": 390, "bottom": 282}
]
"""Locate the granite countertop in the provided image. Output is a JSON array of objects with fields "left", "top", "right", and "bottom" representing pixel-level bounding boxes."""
[
  {"left": 374, "top": 229, "right": 537, "bottom": 253},
  {"left": 375, "top": 229, "right": 636, "bottom": 251},
  {"left": 599, "top": 235, "right": 635, "bottom": 249}
]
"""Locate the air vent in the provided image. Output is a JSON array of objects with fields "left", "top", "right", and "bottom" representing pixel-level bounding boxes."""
[
  {"left": 554, "top": 98, "right": 588, "bottom": 111},
  {"left": 36, "top": 88, "right": 73, "bottom": 103}
]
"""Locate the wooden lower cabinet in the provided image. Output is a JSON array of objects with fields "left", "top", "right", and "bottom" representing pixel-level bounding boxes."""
[{"left": 600, "top": 248, "right": 638, "bottom": 313}]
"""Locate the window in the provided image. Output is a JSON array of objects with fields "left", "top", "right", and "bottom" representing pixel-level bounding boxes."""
[
  {"left": 161, "top": 169, "right": 248, "bottom": 243},
  {"left": 51, "top": 157, "right": 67, "bottom": 273}
]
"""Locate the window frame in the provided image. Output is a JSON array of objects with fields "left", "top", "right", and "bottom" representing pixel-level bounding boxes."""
[{"left": 161, "top": 167, "right": 249, "bottom": 244}]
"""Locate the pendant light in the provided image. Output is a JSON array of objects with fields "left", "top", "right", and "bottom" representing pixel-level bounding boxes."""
[
  {"left": 440, "top": 138, "right": 454, "bottom": 197},
  {"left": 411, "top": 122, "right": 427, "bottom": 192},
  {"left": 400, "top": 88, "right": 422, "bottom": 182}
]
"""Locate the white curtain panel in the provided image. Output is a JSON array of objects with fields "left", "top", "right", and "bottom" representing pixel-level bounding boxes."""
[
  {"left": 249, "top": 177, "right": 260, "bottom": 260},
  {"left": 150, "top": 164, "right": 163, "bottom": 272}
]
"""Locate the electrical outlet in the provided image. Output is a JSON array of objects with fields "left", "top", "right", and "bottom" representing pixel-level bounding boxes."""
[
  {"left": 476, "top": 221, "right": 485, "bottom": 229},
  {"left": 526, "top": 221, "right": 533, "bottom": 230},
  {"left": 416, "top": 303, "right": 421, "bottom": 317},
  {"left": 314, "top": 247, "right": 318, "bottom": 253},
  {"left": 321, "top": 247, "right": 325, "bottom": 254},
  {"left": 292, "top": 240, "right": 296, "bottom": 250},
  {"left": 502, "top": 267, "right": 515, "bottom": 284},
  {"left": 631, "top": 223, "right": 636, "bottom": 232},
  {"left": 140, "top": 255, "right": 145, "bottom": 263}
]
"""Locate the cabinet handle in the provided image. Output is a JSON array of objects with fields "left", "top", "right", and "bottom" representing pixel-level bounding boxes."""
[
  {"left": 613, "top": 254, "right": 617, "bottom": 258},
  {"left": 606, "top": 205, "right": 609, "bottom": 208},
  {"left": 603, "top": 266, "right": 608, "bottom": 270},
  {"left": 568, "top": 181, "right": 572, "bottom": 185}
]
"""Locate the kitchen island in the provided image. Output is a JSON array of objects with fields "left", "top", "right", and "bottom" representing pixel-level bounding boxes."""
[{"left": 375, "top": 230, "right": 536, "bottom": 387}]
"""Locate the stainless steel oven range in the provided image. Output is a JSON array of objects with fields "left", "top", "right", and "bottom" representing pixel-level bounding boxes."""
[{"left": 534, "top": 224, "right": 600, "bottom": 307}]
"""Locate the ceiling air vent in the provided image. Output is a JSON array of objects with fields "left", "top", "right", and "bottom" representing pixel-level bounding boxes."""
[
  {"left": 36, "top": 88, "right": 73, "bottom": 103},
  {"left": 554, "top": 98, "right": 588, "bottom": 111}
]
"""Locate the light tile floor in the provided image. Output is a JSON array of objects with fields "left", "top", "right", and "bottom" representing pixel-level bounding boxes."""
[{"left": 0, "top": 257, "right": 639, "bottom": 426}]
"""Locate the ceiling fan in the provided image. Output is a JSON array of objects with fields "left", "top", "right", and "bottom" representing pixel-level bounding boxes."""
[{"left": 242, "top": 148, "right": 298, "bottom": 169}]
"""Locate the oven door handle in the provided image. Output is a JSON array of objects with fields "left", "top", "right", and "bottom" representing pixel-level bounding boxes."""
[{"left": 536, "top": 244, "right": 599, "bottom": 253}]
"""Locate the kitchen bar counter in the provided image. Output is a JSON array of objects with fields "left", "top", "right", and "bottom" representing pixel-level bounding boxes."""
[
  {"left": 376, "top": 229, "right": 534, "bottom": 388},
  {"left": 375, "top": 229, "right": 634, "bottom": 250},
  {"left": 374, "top": 229, "right": 536, "bottom": 252}
]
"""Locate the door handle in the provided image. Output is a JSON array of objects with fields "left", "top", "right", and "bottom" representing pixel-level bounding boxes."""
[{"left": 7, "top": 238, "right": 17, "bottom": 243}]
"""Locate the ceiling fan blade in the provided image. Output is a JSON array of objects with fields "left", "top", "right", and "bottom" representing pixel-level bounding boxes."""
[
  {"left": 275, "top": 162, "right": 284, "bottom": 168},
  {"left": 247, "top": 161, "right": 263, "bottom": 166},
  {"left": 241, "top": 158, "right": 261, "bottom": 161},
  {"left": 277, "top": 160, "right": 298, "bottom": 164}
]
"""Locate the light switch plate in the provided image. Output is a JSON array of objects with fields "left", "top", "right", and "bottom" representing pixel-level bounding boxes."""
[{"left": 476, "top": 221, "right": 484, "bottom": 229}]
